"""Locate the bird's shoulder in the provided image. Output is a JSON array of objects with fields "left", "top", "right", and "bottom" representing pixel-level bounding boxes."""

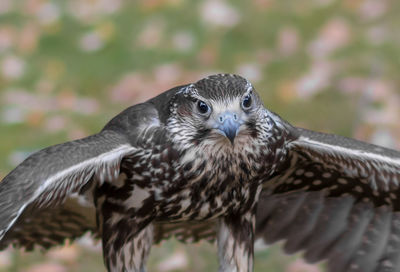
[{"left": 101, "top": 84, "right": 189, "bottom": 146}]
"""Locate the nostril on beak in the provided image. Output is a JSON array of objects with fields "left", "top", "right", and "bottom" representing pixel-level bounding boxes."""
[{"left": 218, "top": 113, "right": 238, "bottom": 123}]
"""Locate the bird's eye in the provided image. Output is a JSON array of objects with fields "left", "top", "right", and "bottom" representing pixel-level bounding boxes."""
[
  {"left": 242, "top": 94, "right": 252, "bottom": 110},
  {"left": 197, "top": 100, "right": 211, "bottom": 115}
]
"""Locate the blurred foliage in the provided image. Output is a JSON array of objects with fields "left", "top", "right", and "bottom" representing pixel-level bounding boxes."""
[{"left": 0, "top": 0, "right": 400, "bottom": 271}]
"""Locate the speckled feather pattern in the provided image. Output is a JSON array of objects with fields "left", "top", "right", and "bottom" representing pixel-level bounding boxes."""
[{"left": 0, "top": 74, "right": 400, "bottom": 272}]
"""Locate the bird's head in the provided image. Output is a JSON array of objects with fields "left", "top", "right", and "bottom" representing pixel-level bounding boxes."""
[{"left": 167, "top": 74, "right": 275, "bottom": 149}]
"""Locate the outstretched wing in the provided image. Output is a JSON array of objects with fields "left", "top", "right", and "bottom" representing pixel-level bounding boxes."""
[
  {"left": 0, "top": 102, "right": 162, "bottom": 250},
  {"left": 257, "top": 127, "right": 400, "bottom": 272},
  {"left": 0, "top": 130, "right": 135, "bottom": 249}
]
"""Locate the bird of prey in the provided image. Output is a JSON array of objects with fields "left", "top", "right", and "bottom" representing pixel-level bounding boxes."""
[{"left": 0, "top": 74, "right": 400, "bottom": 272}]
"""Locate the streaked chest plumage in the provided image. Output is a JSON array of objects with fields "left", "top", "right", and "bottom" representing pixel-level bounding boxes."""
[{"left": 95, "top": 131, "right": 277, "bottom": 225}]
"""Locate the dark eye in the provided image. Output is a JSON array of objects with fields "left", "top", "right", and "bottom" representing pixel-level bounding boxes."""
[
  {"left": 197, "top": 100, "right": 210, "bottom": 115},
  {"left": 242, "top": 94, "right": 252, "bottom": 110}
]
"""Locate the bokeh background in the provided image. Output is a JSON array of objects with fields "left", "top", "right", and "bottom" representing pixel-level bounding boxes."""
[{"left": 1, "top": 0, "right": 400, "bottom": 271}]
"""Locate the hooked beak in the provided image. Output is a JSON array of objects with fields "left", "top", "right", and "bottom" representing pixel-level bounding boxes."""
[{"left": 215, "top": 112, "right": 241, "bottom": 144}]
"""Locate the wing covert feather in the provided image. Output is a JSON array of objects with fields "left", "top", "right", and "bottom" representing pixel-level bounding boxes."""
[
  {"left": 0, "top": 130, "right": 135, "bottom": 243},
  {"left": 257, "top": 127, "right": 400, "bottom": 272}
]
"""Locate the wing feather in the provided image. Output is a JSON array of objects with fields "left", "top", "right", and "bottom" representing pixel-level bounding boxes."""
[
  {"left": 325, "top": 202, "right": 375, "bottom": 271},
  {"left": 282, "top": 191, "right": 324, "bottom": 254},
  {"left": 375, "top": 213, "right": 400, "bottom": 271},
  {"left": 0, "top": 130, "right": 135, "bottom": 245},
  {"left": 257, "top": 127, "right": 400, "bottom": 271},
  {"left": 347, "top": 205, "right": 392, "bottom": 272},
  {"left": 0, "top": 197, "right": 97, "bottom": 250},
  {"left": 302, "top": 195, "right": 354, "bottom": 262}
]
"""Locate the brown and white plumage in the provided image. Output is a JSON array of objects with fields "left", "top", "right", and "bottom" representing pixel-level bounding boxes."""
[
  {"left": 257, "top": 128, "right": 400, "bottom": 272},
  {"left": 0, "top": 74, "right": 399, "bottom": 272}
]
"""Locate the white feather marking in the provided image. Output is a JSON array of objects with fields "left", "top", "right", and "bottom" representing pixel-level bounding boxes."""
[
  {"left": 38, "top": 145, "right": 135, "bottom": 192},
  {"left": 297, "top": 136, "right": 400, "bottom": 167},
  {"left": 1, "top": 202, "right": 29, "bottom": 240},
  {"left": 125, "top": 185, "right": 151, "bottom": 208},
  {"left": 245, "top": 80, "right": 253, "bottom": 93},
  {"left": 1, "top": 145, "right": 135, "bottom": 241}
]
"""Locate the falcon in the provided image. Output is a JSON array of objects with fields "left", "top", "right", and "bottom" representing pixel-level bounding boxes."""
[{"left": 0, "top": 74, "right": 399, "bottom": 272}]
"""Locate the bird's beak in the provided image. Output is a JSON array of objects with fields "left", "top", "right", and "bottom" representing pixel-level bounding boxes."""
[{"left": 215, "top": 112, "right": 242, "bottom": 144}]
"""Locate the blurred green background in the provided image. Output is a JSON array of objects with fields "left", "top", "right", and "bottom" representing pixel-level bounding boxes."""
[{"left": 1, "top": 0, "right": 400, "bottom": 271}]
